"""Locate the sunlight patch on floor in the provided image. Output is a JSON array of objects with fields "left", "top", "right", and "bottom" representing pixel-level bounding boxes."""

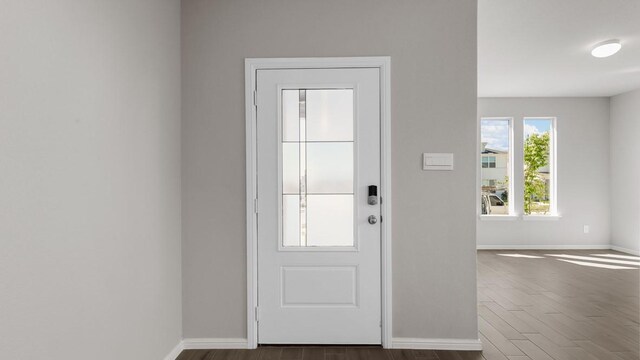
[
  {"left": 491, "top": 252, "right": 640, "bottom": 270},
  {"left": 546, "top": 254, "right": 640, "bottom": 267},
  {"left": 556, "top": 259, "right": 638, "bottom": 270},
  {"left": 497, "top": 254, "right": 545, "bottom": 259},
  {"left": 591, "top": 253, "right": 640, "bottom": 261}
]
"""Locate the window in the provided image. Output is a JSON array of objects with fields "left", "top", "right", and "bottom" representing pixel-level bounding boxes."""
[
  {"left": 281, "top": 89, "right": 355, "bottom": 247},
  {"left": 523, "top": 118, "right": 556, "bottom": 215},
  {"left": 482, "top": 156, "right": 496, "bottom": 168},
  {"left": 480, "top": 118, "right": 513, "bottom": 215}
]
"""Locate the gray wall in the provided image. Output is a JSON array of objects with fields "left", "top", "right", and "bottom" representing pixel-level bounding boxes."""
[
  {"left": 477, "top": 98, "right": 611, "bottom": 247},
  {"left": 0, "top": 1, "right": 182, "bottom": 359},
  {"left": 182, "top": 0, "right": 479, "bottom": 341},
  {"left": 610, "top": 89, "right": 640, "bottom": 254}
]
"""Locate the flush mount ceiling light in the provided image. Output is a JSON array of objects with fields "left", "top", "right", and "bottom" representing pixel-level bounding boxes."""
[{"left": 591, "top": 39, "right": 622, "bottom": 58}]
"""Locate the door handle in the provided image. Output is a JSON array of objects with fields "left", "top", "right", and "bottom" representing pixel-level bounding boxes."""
[{"left": 368, "top": 215, "right": 378, "bottom": 225}]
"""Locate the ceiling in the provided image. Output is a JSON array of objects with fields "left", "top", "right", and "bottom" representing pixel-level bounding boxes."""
[{"left": 479, "top": 0, "right": 640, "bottom": 97}]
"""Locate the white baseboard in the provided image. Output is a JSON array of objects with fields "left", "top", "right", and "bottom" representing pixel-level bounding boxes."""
[
  {"left": 163, "top": 338, "right": 249, "bottom": 359},
  {"left": 392, "top": 338, "right": 482, "bottom": 351},
  {"left": 163, "top": 341, "right": 184, "bottom": 360},
  {"left": 182, "top": 338, "right": 249, "bottom": 349},
  {"left": 477, "top": 244, "right": 640, "bottom": 256},
  {"left": 610, "top": 245, "right": 640, "bottom": 256},
  {"left": 477, "top": 244, "right": 611, "bottom": 250},
  {"left": 171, "top": 337, "right": 482, "bottom": 353}
]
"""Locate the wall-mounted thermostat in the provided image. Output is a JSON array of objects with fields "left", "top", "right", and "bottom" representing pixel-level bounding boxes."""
[{"left": 423, "top": 153, "right": 454, "bottom": 171}]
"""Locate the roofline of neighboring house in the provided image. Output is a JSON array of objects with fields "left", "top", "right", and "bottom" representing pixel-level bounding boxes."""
[{"left": 481, "top": 148, "right": 507, "bottom": 154}]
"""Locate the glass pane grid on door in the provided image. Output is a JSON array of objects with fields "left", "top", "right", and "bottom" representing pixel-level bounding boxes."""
[{"left": 281, "top": 89, "right": 354, "bottom": 247}]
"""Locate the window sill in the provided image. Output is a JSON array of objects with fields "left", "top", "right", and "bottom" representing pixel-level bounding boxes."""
[
  {"left": 522, "top": 214, "right": 561, "bottom": 221},
  {"left": 479, "top": 215, "right": 519, "bottom": 221}
]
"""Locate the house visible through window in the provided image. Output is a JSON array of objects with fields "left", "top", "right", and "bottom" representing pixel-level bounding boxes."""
[{"left": 480, "top": 118, "right": 512, "bottom": 215}]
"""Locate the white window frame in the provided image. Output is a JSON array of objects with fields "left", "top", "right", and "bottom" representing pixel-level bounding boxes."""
[
  {"left": 478, "top": 117, "right": 515, "bottom": 218},
  {"left": 522, "top": 117, "right": 558, "bottom": 218}
]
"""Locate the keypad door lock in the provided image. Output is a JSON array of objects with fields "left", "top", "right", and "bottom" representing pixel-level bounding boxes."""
[{"left": 368, "top": 185, "right": 378, "bottom": 205}]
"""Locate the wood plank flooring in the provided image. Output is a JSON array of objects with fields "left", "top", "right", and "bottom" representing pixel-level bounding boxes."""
[
  {"left": 176, "top": 250, "right": 639, "bottom": 360},
  {"left": 477, "top": 250, "right": 639, "bottom": 360}
]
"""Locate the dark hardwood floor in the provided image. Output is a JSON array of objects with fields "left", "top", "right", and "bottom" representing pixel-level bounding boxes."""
[
  {"left": 176, "top": 348, "right": 465, "bottom": 360},
  {"left": 176, "top": 250, "right": 639, "bottom": 360}
]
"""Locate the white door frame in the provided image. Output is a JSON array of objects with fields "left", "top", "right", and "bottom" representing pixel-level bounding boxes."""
[{"left": 245, "top": 57, "right": 392, "bottom": 349}]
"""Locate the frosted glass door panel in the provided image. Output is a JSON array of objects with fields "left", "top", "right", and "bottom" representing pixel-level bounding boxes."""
[
  {"left": 282, "top": 143, "right": 300, "bottom": 194},
  {"left": 306, "top": 195, "right": 354, "bottom": 246},
  {"left": 307, "top": 143, "right": 353, "bottom": 194},
  {"left": 281, "top": 89, "right": 355, "bottom": 247},
  {"left": 282, "top": 90, "right": 301, "bottom": 142},
  {"left": 282, "top": 195, "right": 301, "bottom": 247},
  {"left": 306, "top": 90, "right": 354, "bottom": 141}
]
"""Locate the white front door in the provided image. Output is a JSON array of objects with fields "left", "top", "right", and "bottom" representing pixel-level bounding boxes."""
[{"left": 256, "top": 68, "right": 382, "bottom": 344}]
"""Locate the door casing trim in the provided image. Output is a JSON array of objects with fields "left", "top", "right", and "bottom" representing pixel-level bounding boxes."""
[{"left": 245, "top": 57, "right": 392, "bottom": 348}]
